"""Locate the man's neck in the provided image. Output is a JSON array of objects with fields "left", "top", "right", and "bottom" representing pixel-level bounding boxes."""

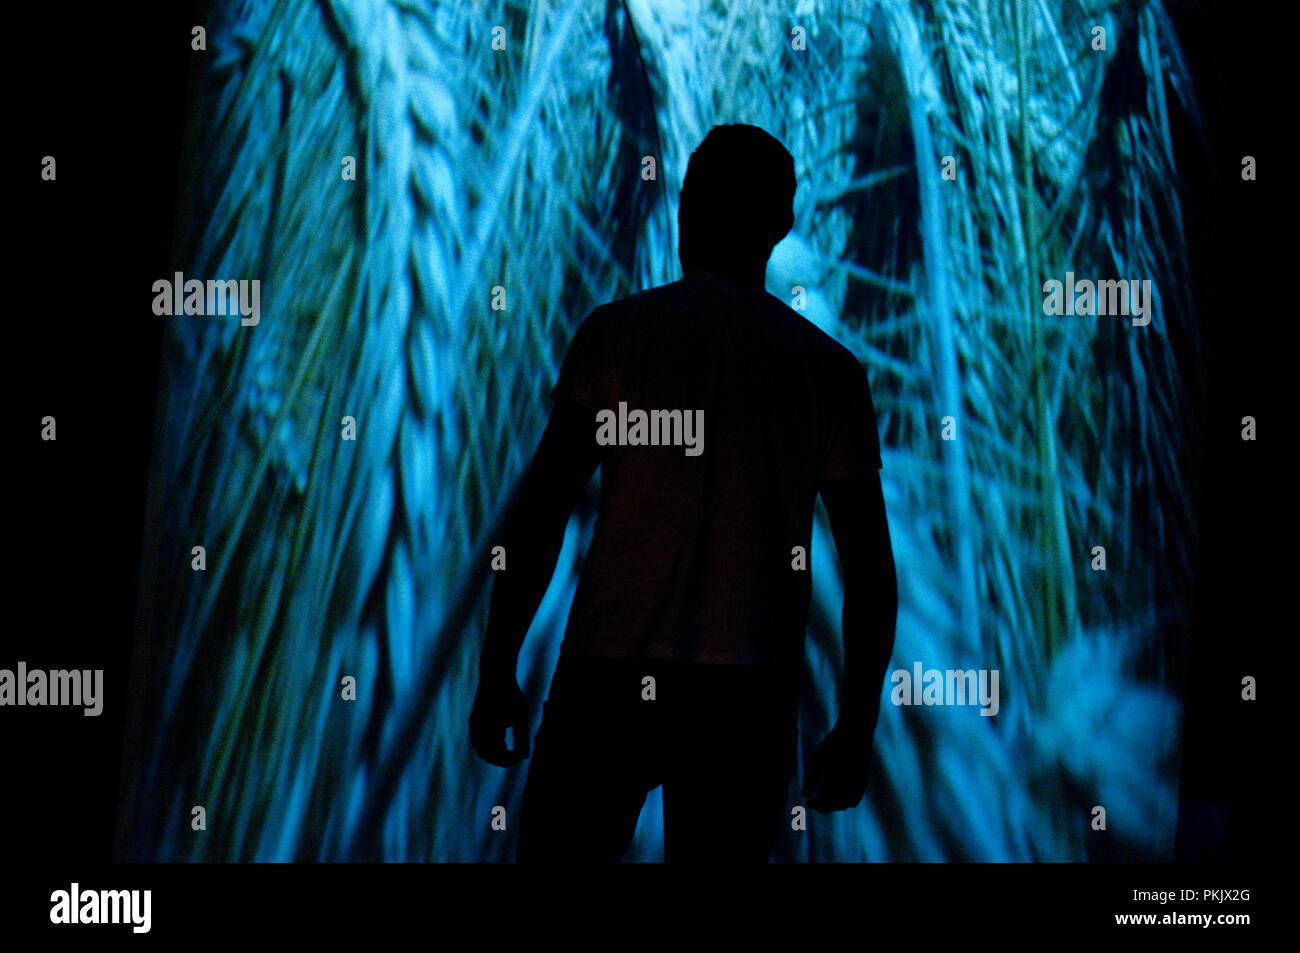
[{"left": 684, "top": 263, "right": 766, "bottom": 291}]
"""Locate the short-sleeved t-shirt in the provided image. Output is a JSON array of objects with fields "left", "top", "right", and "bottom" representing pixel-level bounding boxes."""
[{"left": 550, "top": 272, "right": 881, "bottom": 674}]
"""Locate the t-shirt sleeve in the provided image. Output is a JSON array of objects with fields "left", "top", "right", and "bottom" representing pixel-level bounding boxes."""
[
  {"left": 820, "top": 357, "right": 883, "bottom": 483},
  {"left": 550, "top": 308, "right": 614, "bottom": 410}
]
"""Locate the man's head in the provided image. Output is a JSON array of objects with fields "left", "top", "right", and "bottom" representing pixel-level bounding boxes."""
[{"left": 678, "top": 124, "right": 796, "bottom": 281}]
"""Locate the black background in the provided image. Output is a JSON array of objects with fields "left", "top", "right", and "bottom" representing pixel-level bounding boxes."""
[{"left": 7, "top": 0, "right": 1276, "bottom": 895}]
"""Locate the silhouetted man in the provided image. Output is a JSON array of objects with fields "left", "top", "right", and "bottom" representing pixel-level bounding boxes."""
[{"left": 470, "top": 124, "right": 897, "bottom": 862}]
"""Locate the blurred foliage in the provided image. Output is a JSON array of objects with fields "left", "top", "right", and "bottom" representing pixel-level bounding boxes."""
[{"left": 120, "top": 0, "right": 1196, "bottom": 862}]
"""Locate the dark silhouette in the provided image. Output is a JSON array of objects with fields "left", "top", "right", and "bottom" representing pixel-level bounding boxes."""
[{"left": 470, "top": 124, "right": 897, "bottom": 862}]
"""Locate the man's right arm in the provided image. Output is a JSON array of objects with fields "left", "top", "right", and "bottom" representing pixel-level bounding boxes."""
[{"left": 820, "top": 466, "right": 897, "bottom": 739}]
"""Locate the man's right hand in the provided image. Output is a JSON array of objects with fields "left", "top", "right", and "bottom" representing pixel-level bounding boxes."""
[
  {"left": 469, "top": 674, "right": 530, "bottom": 767},
  {"left": 801, "top": 719, "right": 873, "bottom": 813}
]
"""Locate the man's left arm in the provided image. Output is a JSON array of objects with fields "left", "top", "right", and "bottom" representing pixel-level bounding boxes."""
[{"left": 469, "top": 398, "right": 600, "bottom": 766}]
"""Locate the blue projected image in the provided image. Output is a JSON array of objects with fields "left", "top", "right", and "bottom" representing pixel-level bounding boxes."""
[{"left": 118, "top": 0, "right": 1197, "bottom": 862}]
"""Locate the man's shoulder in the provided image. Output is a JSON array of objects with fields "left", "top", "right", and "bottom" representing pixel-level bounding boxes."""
[
  {"left": 592, "top": 282, "right": 864, "bottom": 376},
  {"left": 752, "top": 289, "right": 865, "bottom": 376},
  {"left": 594, "top": 280, "right": 692, "bottom": 317},
  {"left": 600, "top": 281, "right": 848, "bottom": 336},
  {"left": 799, "top": 318, "right": 862, "bottom": 373},
  {"left": 763, "top": 301, "right": 864, "bottom": 382}
]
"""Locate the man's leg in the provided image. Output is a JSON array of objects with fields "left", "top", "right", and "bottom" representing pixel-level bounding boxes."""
[
  {"left": 660, "top": 664, "right": 798, "bottom": 862},
  {"left": 515, "top": 654, "right": 661, "bottom": 862}
]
